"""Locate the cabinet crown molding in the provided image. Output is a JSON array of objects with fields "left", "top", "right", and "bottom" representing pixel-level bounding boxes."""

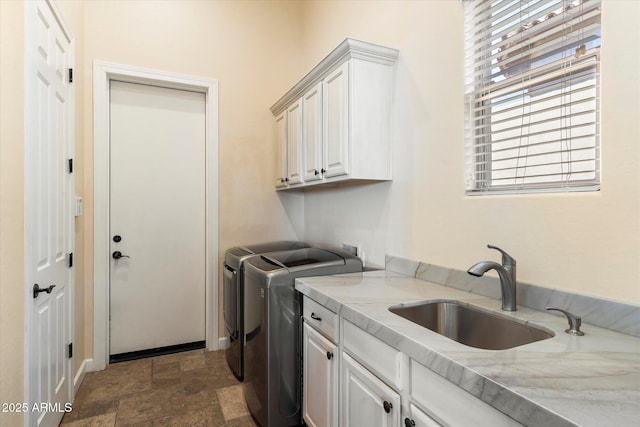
[{"left": 271, "top": 38, "right": 399, "bottom": 116}]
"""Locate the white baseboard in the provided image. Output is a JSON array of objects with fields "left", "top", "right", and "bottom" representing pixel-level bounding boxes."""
[
  {"left": 218, "top": 336, "right": 228, "bottom": 350},
  {"left": 73, "top": 358, "right": 92, "bottom": 397}
]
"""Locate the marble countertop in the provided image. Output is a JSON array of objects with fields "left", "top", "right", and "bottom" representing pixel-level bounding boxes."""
[{"left": 295, "top": 270, "right": 640, "bottom": 427}]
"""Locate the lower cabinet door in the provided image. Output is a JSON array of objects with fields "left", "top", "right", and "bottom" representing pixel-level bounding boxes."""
[
  {"left": 303, "top": 322, "right": 338, "bottom": 427},
  {"left": 341, "top": 352, "right": 401, "bottom": 427}
]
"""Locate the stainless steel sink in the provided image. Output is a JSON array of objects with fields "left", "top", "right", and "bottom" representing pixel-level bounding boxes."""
[{"left": 389, "top": 300, "right": 554, "bottom": 350}]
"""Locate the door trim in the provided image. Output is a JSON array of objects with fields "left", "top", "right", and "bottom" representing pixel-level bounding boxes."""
[{"left": 93, "top": 61, "right": 219, "bottom": 371}]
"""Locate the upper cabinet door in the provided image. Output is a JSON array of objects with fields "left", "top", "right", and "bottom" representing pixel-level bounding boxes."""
[
  {"left": 323, "top": 62, "right": 350, "bottom": 178},
  {"left": 302, "top": 83, "right": 323, "bottom": 182},
  {"left": 275, "top": 112, "right": 288, "bottom": 188},
  {"left": 287, "top": 100, "right": 303, "bottom": 185}
]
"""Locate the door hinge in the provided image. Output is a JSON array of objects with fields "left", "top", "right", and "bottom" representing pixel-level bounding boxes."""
[
  {"left": 68, "top": 252, "right": 73, "bottom": 268},
  {"left": 68, "top": 158, "right": 73, "bottom": 174},
  {"left": 68, "top": 343, "right": 73, "bottom": 359},
  {"left": 68, "top": 68, "right": 73, "bottom": 83}
]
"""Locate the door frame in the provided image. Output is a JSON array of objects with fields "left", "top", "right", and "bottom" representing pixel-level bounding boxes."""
[{"left": 93, "top": 61, "right": 219, "bottom": 371}]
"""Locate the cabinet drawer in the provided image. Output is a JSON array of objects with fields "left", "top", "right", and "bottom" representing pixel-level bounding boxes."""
[
  {"left": 303, "top": 296, "right": 338, "bottom": 342},
  {"left": 343, "top": 320, "right": 403, "bottom": 389},
  {"left": 411, "top": 360, "right": 521, "bottom": 426},
  {"left": 407, "top": 404, "right": 441, "bottom": 427}
]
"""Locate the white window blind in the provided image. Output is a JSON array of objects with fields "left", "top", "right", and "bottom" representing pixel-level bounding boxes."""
[{"left": 464, "top": 0, "right": 601, "bottom": 194}]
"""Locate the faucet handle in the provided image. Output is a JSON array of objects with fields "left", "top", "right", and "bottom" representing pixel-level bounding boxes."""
[
  {"left": 545, "top": 307, "right": 585, "bottom": 336},
  {"left": 487, "top": 245, "right": 516, "bottom": 267}
]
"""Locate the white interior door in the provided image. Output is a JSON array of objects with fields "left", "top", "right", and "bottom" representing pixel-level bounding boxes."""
[
  {"left": 25, "top": 1, "right": 74, "bottom": 426},
  {"left": 109, "top": 81, "right": 206, "bottom": 356}
]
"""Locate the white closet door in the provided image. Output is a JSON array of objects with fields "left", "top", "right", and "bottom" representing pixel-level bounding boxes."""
[{"left": 25, "top": 1, "right": 74, "bottom": 426}]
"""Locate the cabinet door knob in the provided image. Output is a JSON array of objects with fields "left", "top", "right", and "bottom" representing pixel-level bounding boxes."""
[
  {"left": 314, "top": 169, "right": 319, "bottom": 176},
  {"left": 310, "top": 312, "right": 322, "bottom": 321},
  {"left": 383, "top": 400, "right": 393, "bottom": 413},
  {"left": 326, "top": 351, "right": 333, "bottom": 360},
  {"left": 321, "top": 168, "right": 326, "bottom": 174},
  {"left": 404, "top": 418, "right": 416, "bottom": 427},
  {"left": 284, "top": 177, "right": 289, "bottom": 182}
]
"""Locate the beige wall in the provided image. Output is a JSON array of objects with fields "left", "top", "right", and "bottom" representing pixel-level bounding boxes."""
[
  {"left": 296, "top": 0, "right": 640, "bottom": 303},
  {"left": 0, "top": 1, "right": 25, "bottom": 425},
  {"left": 81, "top": 0, "right": 306, "bottom": 350},
  {"left": 3, "top": 0, "right": 306, "bottom": 415}
]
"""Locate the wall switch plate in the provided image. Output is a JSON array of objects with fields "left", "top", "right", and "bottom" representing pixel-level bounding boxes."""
[{"left": 74, "top": 196, "right": 83, "bottom": 217}]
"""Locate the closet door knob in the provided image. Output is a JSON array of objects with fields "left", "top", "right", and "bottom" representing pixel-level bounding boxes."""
[
  {"left": 383, "top": 401, "right": 393, "bottom": 413},
  {"left": 33, "top": 284, "right": 56, "bottom": 299}
]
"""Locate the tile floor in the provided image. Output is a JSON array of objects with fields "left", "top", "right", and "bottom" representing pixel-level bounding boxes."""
[{"left": 60, "top": 349, "right": 257, "bottom": 427}]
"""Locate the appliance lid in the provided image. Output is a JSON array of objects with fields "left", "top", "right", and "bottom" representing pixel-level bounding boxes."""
[
  {"left": 225, "top": 241, "right": 307, "bottom": 267},
  {"left": 242, "top": 241, "right": 307, "bottom": 254},
  {"left": 262, "top": 248, "right": 346, "bottom": 272}
]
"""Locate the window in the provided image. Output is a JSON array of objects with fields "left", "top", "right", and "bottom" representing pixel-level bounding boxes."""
[{"left": 464, "top": 0, "right": 601, "bottom": 194}]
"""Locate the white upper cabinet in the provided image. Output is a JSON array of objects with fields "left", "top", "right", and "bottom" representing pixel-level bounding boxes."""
[
  {"left": 275, "top": 112, "right": 287, "bottom": 188},
  {"left": 287, "top": 99, "right": 303, "bottom": 185},
  {"left": 271, "top": 38, "right": 398, "bottom": 190},
  {"left": 302, "top": 82, "right": 323, "bottom": 182},
  {"left": 323, "top": 62, "right": 350, "bottom": 178}
]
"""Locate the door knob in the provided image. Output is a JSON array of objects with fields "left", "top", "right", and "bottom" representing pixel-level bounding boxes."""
[
  {"left": 112, "top": 251, "right": 130, "bottom": 260},
  {"left": 113, "top": 235, "right": 122, "bottom": 243},
  {"left": 33, "top": 284, "right": 56, "bottom": 299},
  {"left": 383, "top": 400, "right": 393, "bottom": 413}
]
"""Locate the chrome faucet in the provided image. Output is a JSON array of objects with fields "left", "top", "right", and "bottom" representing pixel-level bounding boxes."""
[{"left": 467, "top": 245, "right": 517, "bottom": 311}]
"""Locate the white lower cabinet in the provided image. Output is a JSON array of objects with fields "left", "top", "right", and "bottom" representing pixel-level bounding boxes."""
[
  {"left": 301, "top": 295, "right": 522, "bottom": 427},
  {"left": 341, "top": 352, "right": 401, "bottom": 427},
  {"left": 410, "top": 360, "right": 520, "bottom": 426},
  {"left": 404, "top": 404, "right": 442, "bottom": 427},
  {"left": 303, "top": 322, "right": 338, "bottom": 427}
]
